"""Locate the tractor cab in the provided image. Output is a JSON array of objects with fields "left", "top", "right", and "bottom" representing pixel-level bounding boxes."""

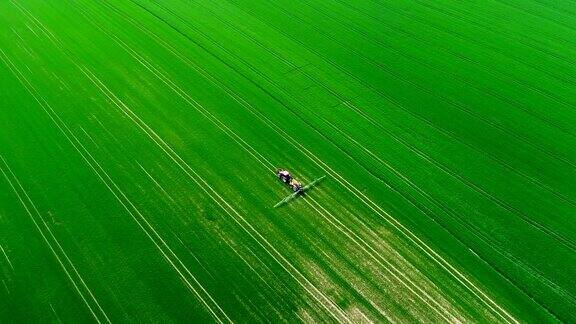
[{"left": 277, "top": 169, "right": 291, "bottom": 184}]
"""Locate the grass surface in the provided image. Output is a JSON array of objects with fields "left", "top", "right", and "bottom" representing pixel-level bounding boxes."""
[{"left": 1, "top": 0, "right": 575, "bottom": 322}]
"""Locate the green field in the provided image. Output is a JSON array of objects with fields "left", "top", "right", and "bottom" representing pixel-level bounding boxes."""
[{"left": 1, "top": 0, "right": 575, "bottom": 322}]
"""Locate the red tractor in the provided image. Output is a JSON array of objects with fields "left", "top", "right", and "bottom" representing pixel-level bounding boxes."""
[{"left": 276, "top": 169, "right": 302, "bottom": 192}]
